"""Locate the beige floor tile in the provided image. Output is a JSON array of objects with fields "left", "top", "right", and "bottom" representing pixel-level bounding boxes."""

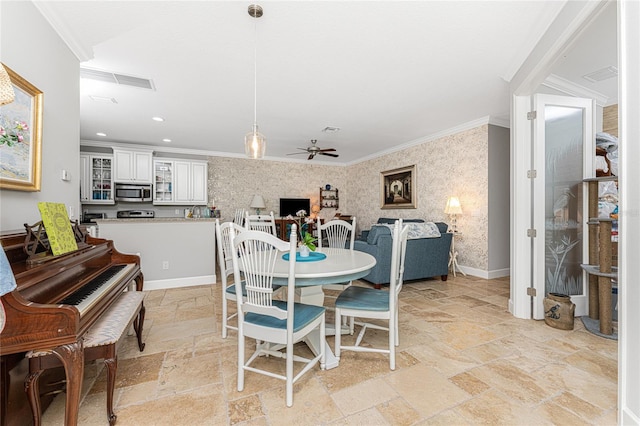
[
  {"left": 384, "top": 364, "right": 471, "bottom": 418},
  {"left": 38, "top": 277, "right": 619, "bottom": 426},
  {"left": 331, "top": 377, "right": 399, "bottom": 416}
]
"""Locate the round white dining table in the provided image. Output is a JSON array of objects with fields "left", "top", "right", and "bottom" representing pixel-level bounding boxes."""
[{"left": 269, "top": 247, "right": 376, "bottom": 369}]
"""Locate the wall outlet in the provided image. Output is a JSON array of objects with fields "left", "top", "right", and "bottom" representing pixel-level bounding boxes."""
[{"left": 162, "top": 261, "right": 169, "bottom": 270}]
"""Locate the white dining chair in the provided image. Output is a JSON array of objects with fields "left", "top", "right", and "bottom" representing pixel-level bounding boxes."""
[
  {"left": 229, "top": 224, "right": 326, "bottom": 407},
  {"left": 233, "top": 209, "right": 246, "bottom": 227},
  {"left": 215, "top": 219, "right": 247, "bottom": 338},
  {"left": 245, "top": 211, "right": 277, "bottom": 236},
  {"left": 317, "top": 217, "right": 357, "bottom": 329},
  {"left": 334, "top": 219, "right": 409, "bottom": 370}
]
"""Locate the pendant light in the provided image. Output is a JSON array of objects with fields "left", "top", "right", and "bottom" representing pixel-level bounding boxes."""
[{"left": 245, "top": 4, "right": 266, "bottom": 159}]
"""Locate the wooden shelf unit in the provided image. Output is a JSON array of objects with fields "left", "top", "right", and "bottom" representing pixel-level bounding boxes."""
[{"left": 320, "top": 187, "right": 339, "bottom": 209}]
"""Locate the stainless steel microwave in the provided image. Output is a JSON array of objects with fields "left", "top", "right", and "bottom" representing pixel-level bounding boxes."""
[{"left": 114, "top": 183, "right": 152, "bottom": 202}]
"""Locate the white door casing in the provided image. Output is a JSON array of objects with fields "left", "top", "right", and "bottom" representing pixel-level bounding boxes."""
[{"left": 532, "top": 94, "right": 594, "bottom": 320}]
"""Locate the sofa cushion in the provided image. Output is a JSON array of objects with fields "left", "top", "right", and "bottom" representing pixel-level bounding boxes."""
[
  {"left": 406, "top": 222, "right": 441, "bottom": 239},
  {"left": 366, "top": 225, "right": 392, "bottom": 245}
]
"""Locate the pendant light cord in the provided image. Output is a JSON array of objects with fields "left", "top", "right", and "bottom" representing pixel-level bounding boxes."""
[{"left": 253, "top": 18, "right": 257, "bottom": 127}]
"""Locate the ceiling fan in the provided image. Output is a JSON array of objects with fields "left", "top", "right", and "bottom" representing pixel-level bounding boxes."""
[{"left": 287, "top": 140, "right": 339, "bottom": 160}]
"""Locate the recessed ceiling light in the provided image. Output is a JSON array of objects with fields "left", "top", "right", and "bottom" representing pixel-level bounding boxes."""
[
  {"left": 152, "top": 116, "right": 164, "bottom": 122},
  {"left": 322, "top": 126, "right": 341, "bottom": 133},
  {"left": 162, "top": 138, "right": 172, "bottom": 143},
  {"left": 96, "top": 132, "right": 107, "bottom": 137}
]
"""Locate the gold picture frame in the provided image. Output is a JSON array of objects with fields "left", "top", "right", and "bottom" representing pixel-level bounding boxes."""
[
  {"left": 0, "top": 64, "right": 43, "bottom": 191},
  {"left": 380, "top": 165, "right": 417, "bottom": 209}
]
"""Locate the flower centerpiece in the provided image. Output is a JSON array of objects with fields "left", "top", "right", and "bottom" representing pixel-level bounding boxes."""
[
  {"left": 286, "top": 209, "right": 316, "bottom": 256},
  {"left": 0, "top": 120, "right": 29, "bottom": 146}
]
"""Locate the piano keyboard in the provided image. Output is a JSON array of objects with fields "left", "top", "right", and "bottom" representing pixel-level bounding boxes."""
[{"left": 61, "top": 264, "right": 137, "bottom": 315}]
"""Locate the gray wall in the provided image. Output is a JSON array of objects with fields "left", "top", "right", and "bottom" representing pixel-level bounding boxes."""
[
  {"left": 0, "top": 2, "right": 80, "bottom": 231},
  {"left": 488, "top": 124, "right": 511, "bottom": 273}
]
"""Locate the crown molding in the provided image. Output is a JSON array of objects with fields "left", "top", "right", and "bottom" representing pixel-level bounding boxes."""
[
  {"left": 346, "top": 116, "right": 499, "bottom": 166},
  {"left": 542, "top": 74, "right": 613, "bottom": 107},
  {"left": 34, "top": 2, "right": 93, "bottom": 62}
]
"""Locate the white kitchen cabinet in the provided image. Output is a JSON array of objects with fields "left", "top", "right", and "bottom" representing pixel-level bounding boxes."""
[
  {"left": 80, "top": 154, "right": 115, "bottom": 204},
  {"left": 174, "top": 160, "right": 208, "bottom": 205},
  {"left": 113, "top": 148, "right": 153, "bottom": 183},
  {"left": 153, "top": 158, "right": 207, "bottom": 205},
  {"left": 153, "top": 159, "right": 174, "bottom": 204}
]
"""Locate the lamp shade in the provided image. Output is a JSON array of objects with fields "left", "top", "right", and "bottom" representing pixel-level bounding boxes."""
[
  {"left": 444, "top": 196, "right": 462, "bottom": 215},
  {"left": 0, "top": 63, "right": 15, "bottom": 106},
  {"left": 250, "top": 194, "right": 266, "bottom": 209}
]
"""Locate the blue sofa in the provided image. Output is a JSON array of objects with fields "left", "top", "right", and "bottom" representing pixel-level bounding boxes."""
[{"left": 354, "top": 218, "right": 452, "bottom": 288}]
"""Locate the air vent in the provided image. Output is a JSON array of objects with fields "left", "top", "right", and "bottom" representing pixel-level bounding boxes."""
[
  {"left": 89, "top": 95, "right": 118, "bottom": 103},
  {"left": 583, "top": 66, "right": 618, "bottom": 83},
  {"left": 322, "top": 126, "right": 341, "bottom": 133},
  {"left": 80, "top": 67, "right": 155, "bottom": 90}
]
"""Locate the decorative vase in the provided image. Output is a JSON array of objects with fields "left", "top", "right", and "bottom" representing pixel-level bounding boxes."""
[
  {"left": 299, "top": 245, "right": 310, "bottom": 258},
  {"left": 543, "top": 293, "right": 575, "bottom": 330}
]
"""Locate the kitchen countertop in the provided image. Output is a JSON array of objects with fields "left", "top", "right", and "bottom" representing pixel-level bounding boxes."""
[{"left": 96, "top": 218, "right": 218, "bottom": 223}]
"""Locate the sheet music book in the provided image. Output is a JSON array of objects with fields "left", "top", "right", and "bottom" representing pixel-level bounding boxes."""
[{"left": 37, "top": 202, "right": 78, "bottom": 255}]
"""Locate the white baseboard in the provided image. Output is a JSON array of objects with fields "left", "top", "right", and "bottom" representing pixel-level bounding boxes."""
[
  {"left": 144, "top": 274, "right": 216, "bottom": 291},
  {"left": 457, "top": 265, "right": 510, "bottom": 279}
]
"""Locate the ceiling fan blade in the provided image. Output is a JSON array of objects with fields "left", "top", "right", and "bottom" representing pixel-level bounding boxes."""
[
  {"left": 318, "top": 152, "right": 339, "bottom": 158},
  {"left": 286, "top": 152, "right": 307, "bottom": 155},
  {"left": 317, "top": 148, "right": 336, "bottom": 153}
]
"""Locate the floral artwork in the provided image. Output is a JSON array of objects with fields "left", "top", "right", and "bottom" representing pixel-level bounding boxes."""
[{"left": 0, "top": 64, "right": 43, "bottom": 191}]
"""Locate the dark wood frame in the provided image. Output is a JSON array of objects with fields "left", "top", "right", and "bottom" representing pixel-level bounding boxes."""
[{"left": 380, "top": 165, "right": 417, "bottom": 209}]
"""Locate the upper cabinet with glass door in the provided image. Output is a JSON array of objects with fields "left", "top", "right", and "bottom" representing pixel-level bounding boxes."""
[
  {"left": 153, "top": 160, "right": 174, "bottom": 204},
  {"left": 80, "top": 154, "right": 115, "bottom": 204}
]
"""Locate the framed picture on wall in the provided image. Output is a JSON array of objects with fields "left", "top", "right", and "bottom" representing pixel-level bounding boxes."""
[
  {"left": 0, "top": 64, "right": 43, "bottom": 191},
  {"left": 380, "top": 164, "right": 416, "bottom": 209}
]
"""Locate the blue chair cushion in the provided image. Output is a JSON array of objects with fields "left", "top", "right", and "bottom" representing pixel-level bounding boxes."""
[
  {"left": 225, "top": 281, "right": 247, "bottom": 297},
  {"left": 244, "top": 300, "right": 325, "bottom": 333},
  {"left": 335, "top": 286, "right": 389, "bottom": 312}
]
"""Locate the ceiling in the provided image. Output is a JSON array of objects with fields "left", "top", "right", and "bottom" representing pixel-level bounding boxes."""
[{"left": 34, "top": 1, "right": 617, "bottom": 165}]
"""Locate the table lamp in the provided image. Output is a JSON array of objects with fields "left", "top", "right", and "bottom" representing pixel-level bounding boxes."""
[
  {"left": 250, "top": 194, "right": 266, "bottom": 215},
  {"left": 444, "top": 196, "right": 462, "bottom": 233}
]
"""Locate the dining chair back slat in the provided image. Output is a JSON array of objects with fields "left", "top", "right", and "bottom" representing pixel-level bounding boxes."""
[
  {"left": 245, "top": 211, "right": 277, "bottom": 236},
  {"left": 230, "top": 224, "right": 326, "bottom": 407},
  {"left": 215, "top": 219, "right": 247, "bottom": 338},
  {"left": 334, "top": 219, "right": 409, "bottom": 370}
]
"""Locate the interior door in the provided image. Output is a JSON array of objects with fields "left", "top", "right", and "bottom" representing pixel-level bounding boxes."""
[{"left": 532, "top": 94, "right": 594, "bottom": 319}]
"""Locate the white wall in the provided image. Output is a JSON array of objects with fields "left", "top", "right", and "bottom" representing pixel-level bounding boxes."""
[{"left": 0, "top": 1, "right": 80, "bottom": 232}]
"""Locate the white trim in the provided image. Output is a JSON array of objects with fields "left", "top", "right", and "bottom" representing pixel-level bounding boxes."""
[
  {"left": 349, "top": 116, "right": 493, "bottom": 166},
  {"left": 143, "top": 275, "right": 216, "bottom": 291},
  {"left": 81, "top": 115, "right": 508, "bottom": 168},
  {"left": 542, "top": 74, "right": 612, "bottom": 106},
  {"left": 33, "top": 2, "right": 93, "bottom": 62},
  {"left": 510, "top": 95, "right": 534, "bottom": 319},
  {"left": 619, "top": 0, "right": 640, "bottom": 423},
  {"left": 456, "top": 266, "right": 510, "bottom": 280}
]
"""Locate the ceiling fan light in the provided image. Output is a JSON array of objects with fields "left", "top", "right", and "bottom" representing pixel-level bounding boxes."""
[{"left": 245, "top": 125, "right": 266, "bottom": 159}]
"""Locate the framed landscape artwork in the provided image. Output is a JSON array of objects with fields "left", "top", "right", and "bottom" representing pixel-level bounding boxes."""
[
  {"left": 0, "top": 64, "right": 43, "bottom": 191},
  {"left": 380, "top": 164, "right": 417, "bottom": 209}
]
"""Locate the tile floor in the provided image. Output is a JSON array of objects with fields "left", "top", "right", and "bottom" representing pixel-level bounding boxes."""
[{"left": 42, "top": 275, "right": 618, "bottom": 425}]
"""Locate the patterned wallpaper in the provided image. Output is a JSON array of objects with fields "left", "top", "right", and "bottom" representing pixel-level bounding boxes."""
[
  {"left": 207, "top": 156, "right": 347, "bottom": 223},
  {"left": 345, "top": 125, "right": 490, "bottom": 271},
  {"left": 207, "top": 124, "right": 492, "bottom": 272}
]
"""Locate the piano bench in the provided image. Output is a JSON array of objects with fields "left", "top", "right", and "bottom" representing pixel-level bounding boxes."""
[{"left": 25, "top": 290, "right": 146, "bottom": 426}]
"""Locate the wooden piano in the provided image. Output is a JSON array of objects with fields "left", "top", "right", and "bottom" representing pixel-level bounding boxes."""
[{"left": 0, "top": 221, "right": 143, "bottom": 426}]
